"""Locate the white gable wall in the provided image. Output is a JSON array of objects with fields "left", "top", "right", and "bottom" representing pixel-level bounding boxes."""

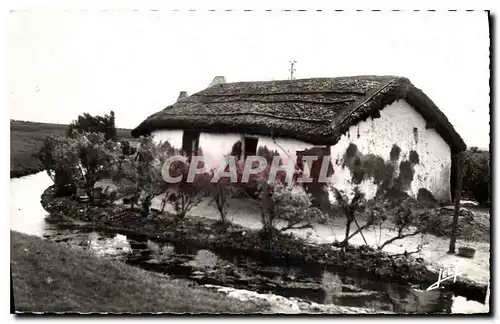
[{"left": 330, "top": 99, "right": 452, "bottom": 203}]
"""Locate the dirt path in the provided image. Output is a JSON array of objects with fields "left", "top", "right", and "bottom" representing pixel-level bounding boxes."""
[{"left": 151, "top": 196, "right": 490, "bottom": 286}]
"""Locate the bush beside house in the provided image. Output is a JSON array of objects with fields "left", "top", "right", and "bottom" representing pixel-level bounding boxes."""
[{"left": 462, "top": 147, "right": 490, "bottom": 207}]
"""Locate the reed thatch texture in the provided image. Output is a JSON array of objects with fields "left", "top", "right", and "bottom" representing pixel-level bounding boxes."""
[{"left": 132, "top": 76, "right": 466, "bottom": 153}]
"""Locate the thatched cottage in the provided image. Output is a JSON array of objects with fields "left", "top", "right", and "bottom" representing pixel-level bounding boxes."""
[{"left": 132, "top": 75, "right": 466, "bottom": 208}]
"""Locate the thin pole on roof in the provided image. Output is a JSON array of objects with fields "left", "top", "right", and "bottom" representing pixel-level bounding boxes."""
[{"left": 289, "top": 60, "right": 297, "bottom": 80}]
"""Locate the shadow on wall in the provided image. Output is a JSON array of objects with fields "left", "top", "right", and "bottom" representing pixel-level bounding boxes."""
[{"left": 340, "top": 143, "right": 437, "bottom": 205}]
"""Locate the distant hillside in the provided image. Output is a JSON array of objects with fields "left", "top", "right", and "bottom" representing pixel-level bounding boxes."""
[
  {"left": 10, "top": 119, "right": 134, "bottom": 139},
  {"left": 10, "top": 120, "right": 135, "bottom": 178}
]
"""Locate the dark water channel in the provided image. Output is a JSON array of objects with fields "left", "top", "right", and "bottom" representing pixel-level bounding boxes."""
[{"left": 10, "top": 172, "right": 489, "bottom": 314}]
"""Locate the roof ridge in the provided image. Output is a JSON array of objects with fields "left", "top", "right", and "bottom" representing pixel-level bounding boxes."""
[{"left": 216, "top": 75, "right": 401, "bottom": 83}]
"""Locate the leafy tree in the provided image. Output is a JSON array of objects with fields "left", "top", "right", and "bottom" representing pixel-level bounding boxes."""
[
  {"left": 36, "top": 136, "right": 62, "bottom": 183},
  {"left": 110, "top": 152, "right": 140, "bottom": 208},
  {"left": 112, "top": 137, "right": 172, "bottom": 217},
  {"left": 67, "top": 111, "right": 117, "bottom": 141}
]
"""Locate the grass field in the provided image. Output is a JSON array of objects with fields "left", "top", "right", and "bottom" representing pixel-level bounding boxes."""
[
  {"left": 10, "top": 231, "right": 269, "bottom": 313},
  {"left": 10, "top": 120, "right": 135, "bottom": 178}
]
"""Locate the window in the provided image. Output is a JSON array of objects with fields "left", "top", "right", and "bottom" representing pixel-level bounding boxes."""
[
  {"left": 230, "top": 137, "right": 259, "bottom": 160},
  {"left": 182, "top": 131, "right": 200, "bottom": 157},
  {"left": 243, "top": 137, "right": 258, "bottom": 158}
]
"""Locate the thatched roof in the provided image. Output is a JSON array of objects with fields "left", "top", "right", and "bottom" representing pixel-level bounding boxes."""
[{"left": 132, "top": 75, "right": 466, "bottom": 153}]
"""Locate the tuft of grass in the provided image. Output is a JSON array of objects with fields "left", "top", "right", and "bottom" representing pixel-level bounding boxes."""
[
  {"left": 10, "top": 231, "right": 269, "bottom": 314},
  {"left": 10, "top": 120, "right": 135, "bottom": 178}
]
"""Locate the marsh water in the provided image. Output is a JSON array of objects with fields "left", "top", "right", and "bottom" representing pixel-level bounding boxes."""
[{"left": 10, "top": 172, "right": 489, "bottom": 314}]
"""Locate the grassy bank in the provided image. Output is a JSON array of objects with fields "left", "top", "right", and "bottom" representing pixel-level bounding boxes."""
[
  {"left": 10, "top": 120, "right": 135, "bottom": 178},
  {"left": 11, "top": 231, "right": 270, "bottom": 313}
]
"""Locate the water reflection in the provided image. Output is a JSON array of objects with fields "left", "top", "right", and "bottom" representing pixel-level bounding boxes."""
[
  {"left": 87, "top": 233, "right": 132, "bottom": 257},
  {"left": 452, "top": 295, "right": 489, "bottom": 314},
  {"left": 10, "top": 172, "right": 53, "bottom": 236}
]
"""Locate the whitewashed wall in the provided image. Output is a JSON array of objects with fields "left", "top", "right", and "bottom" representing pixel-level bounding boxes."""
[
  {"left": 330, "top": 99, "right": 452, "bottom": 203},
  {"left": 152, "top": 130, "right": 314, "bottom": 170},
  {"left": 151, "top": 129, "right": 183, "bottom": 148},
  {"left": 198, "top": 133, "right": 241, "bottom": 168}
]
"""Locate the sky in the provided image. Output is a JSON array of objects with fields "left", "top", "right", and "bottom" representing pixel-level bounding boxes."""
[{"left": 8, "top": 10, "right": 490, "bottom": 148}]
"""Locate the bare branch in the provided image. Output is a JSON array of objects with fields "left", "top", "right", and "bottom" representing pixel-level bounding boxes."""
[
  {"left": 388, "top": 244, "right": 423, "bottom": 258},
  {"left": 279, "top": 222, "right": 314, "bottom": 232},
  {"left": 346, "top": 219, "right": 373, "bottom": 241},
  {"left": 378, "top": 229, "right": 422, "bottom": 251}
]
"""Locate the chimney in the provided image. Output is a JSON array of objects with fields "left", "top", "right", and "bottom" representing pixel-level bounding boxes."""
[
  {"left": 177, "top": 91, "right": 188, "bottom": 101},
  {"left": 208, "top": 76, "right": 226, "bottom": 87}
]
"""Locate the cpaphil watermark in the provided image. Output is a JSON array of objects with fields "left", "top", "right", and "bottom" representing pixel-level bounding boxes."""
[
  {"left": 426, "top": 264, "right": 462, "bottom": 291},
  {"left": 160, "top": 155, "right": 334, "bottom": 184}
]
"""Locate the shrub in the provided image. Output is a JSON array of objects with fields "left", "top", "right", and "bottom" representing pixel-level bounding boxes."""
[
  {"left": 36, "top": 136, "right": 78, "bottom": 197},
  {"left": 36, "top": 132, "right": 118, "bottom": 199},
  {"left": 119, "top": 139, "right": 137, "bottom": 156},
  {"left": 112, "top": 138, "right": 207, "bottom": 219},
  {"left": 205, "top": 178, "right": 237, "bottom": 224},
  {"left": 257, "top": 181, "right": 325, "bottom": 236},
  {"left": 229, "top": 154, "right": 321, "bottom": 237},
  {"left": 462, "top": 148, "right": 490, "bottom": 206},
  {"left": 74, "top": 133, "right": 118, "bottom": 199},
  {"left": 226, "top": 148, "right": 317, "bottom": 237},
  {"left": 112, "top": 136, "right": 173, "bottom": 217},
  {"left": 67, "top": 111, "right": 117, "bottom": 141},
  {"left": 332, "top": 187, "right": 431, "bottom": 252},
  {"left": 331, "top": 187, "right": 372, "bottom": 245},
  {"left": 233, "top": 147, "right": 303, "bottom": 196},
  {"left": 165, "top": 155, "right": 208, "bottom": 220},
  {"left": 376, "top": 198, "right": 428, "bottom": 251}
]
